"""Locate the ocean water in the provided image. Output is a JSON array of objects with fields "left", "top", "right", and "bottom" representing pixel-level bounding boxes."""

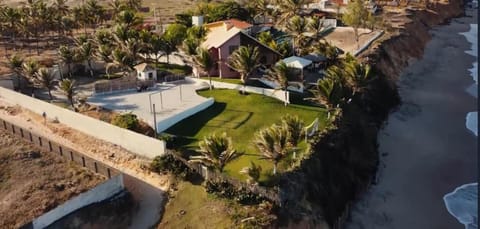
[{"left": 444, "top": 21, "right": 478, "bottom": 229}]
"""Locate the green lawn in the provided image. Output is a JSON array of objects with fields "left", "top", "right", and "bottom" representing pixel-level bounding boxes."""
[
  {"left": 199, "top": 77, "right": 269, "bottom": 88},
  {"left": 165, "top": 89, "right": 327, "bottom": 181},
  {"left": 158, "top": 181, "right": 234, "bottom": 228},
  {"left": 156, "top": 63, "right": 192, "bottom": 75}
]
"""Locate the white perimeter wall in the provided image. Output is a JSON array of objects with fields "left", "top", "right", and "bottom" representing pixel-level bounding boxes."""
[
  {"left": 0, "top": 87, "right": 166, "bottom": 159},
  {"left": 156, "top": 97, "right": 214, "bottom": 132},
  {"left": 186, "top": 77, "right": 290, "bottom": 104},
  {"left": 32, "top": 174, "right": 125, "bottom": 229}
]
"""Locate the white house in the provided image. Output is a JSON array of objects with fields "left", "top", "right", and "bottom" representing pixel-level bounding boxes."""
[{"left": 134, "top": 63, "right": 157, "bottom": 81}]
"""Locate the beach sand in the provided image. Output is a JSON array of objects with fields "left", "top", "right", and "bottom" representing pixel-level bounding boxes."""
[{"left": 345, "top": 9, "right": 478, "bottom": 229}]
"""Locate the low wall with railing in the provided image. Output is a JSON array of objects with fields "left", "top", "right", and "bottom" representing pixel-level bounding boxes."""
[
  {"left": 156, "top": 98, "right": 214, "bottom": 132},
  {"left": 186, "top": 77, "right": 290, "bottom": 104},
  {"left": 31, "top": 175, "right": 125, "bottom": 229},
  {"left": 0, "top": 87, "right": 166, "bottom": 159}
]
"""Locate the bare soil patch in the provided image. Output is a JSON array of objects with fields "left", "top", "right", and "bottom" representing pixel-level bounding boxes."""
[{"left": 0, "top": 129, "right": 105, "bottom": 229}]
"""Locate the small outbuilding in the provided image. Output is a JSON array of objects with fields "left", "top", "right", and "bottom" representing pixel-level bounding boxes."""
[
  {"left": 281, "top": 56, "right": 313, "bottom": 80},
  {"left": 134, "top": 63, "right": 157, "bottom": 81}
]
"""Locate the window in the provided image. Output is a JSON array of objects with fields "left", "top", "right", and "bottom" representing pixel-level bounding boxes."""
[
  {"left": 148, "top": 72, "right": 153, "bottom": 79},
  {"left": 229, "top": 45, "right": 239, "bottom": 54}
]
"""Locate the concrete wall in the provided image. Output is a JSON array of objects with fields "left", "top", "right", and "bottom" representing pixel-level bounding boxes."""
[
  {"left": 187, "top": 77, "right": 290, "bottom": 104},
  {"left": 32, "top": 175, "right": 125, "bottom": 229},
  {"left": 353, "top": 30, "right": 384, "bottom": 56},
  {"left": 0, "top": 87, "right": 166, "bottom": 159},
  {"left": 155, "top": 97, "right": 214, "bottom": 132},
  {"left": 0, "top": 79, "right": 14, "bottom": 90}
]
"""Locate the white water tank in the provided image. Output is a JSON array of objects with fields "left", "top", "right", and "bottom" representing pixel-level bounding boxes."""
[{"left": 192, "top": 16, "right": 204, "bottom": 26}]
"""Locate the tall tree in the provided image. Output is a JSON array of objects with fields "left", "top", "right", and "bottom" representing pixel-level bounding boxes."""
[
  {"left": 162, "top": 23, "right": 187, "bottom": 64},
  {"left": 254, "top": 125, "right": 291, "bottom": 175},
  {"left": 193, "top": 48, "right": 214, "bottom": 90},
  {"left": 58, "top": 45, "right": 75, "bottom": 78},
  {"left": 59, "top": 78, "right": 76, "bottom": 108},
  {"left": 342, "top": 0, "right": 374, "bottom": 48},
  {"left": 189, "top": 132, "right": 242, "bottom": 172},
  {"left": 76, "top": 40, "right": 95, "bottom": 77},
  {"left": 35, "top": 67, "right": 56, "bottom": 100},
  {"left": 281, "top": 114, "right": 304, "bottom": 148},
  {"left": 21, "top": 59, "right": 39, "bottom": 95},
  {"left": 2, "top": 7, "right": 21, "bottom": 50},
  {"left": 52, "top": 0, "right": 70, "bottom": 37},
  {"left": 265, "top": 61, "right": 296, "bottom": 106},
  {"left": 7, "top": 55, "right": 24, "bottom": 90},
  {"left": 286, "top": 15, "right": 307, "bottom": 56},
  {"left": 227, "top": 45, "right": 260, "bottom": 94}
]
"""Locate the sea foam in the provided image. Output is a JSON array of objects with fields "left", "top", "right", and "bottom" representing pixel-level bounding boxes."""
[{"left": 444, "top": 183, "right": 478, "bottom": 229}]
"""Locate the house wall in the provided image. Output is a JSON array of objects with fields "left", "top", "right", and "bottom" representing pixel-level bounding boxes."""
[
  {"left": 217, "top": 34, "right": 241, "bottom": 78},
  {"left": 241, "top": 36, "right": 280, "bottom": 68}
]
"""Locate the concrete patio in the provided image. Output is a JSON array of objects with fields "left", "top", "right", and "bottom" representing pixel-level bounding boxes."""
[{"left": 88, "top": 81, "right": 213, "bottom": 133}]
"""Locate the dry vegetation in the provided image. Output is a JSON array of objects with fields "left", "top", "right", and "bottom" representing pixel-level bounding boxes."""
[{"left": 0, "top": 129, "right": 105, "bottom": 229}]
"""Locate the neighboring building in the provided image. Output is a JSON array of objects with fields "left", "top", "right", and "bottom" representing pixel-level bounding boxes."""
[
  {"left": 204, "top": 19, "right": 254, "bottom": 35},
  {"left": 198, "top": 21, "right": 281, "bottom": 79},
  {"left": 134, "top": 63, "right": 157, "bottom": 81}
]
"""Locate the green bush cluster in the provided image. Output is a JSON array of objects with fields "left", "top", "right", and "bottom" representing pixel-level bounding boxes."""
[
  {"left": 205, "top": 179, "right": 264, "bottom": 205},
  {"left": 111, "top": 112, "right": 139, "bottom": 130},
  {"left": 150, "top": 154, "right": 193, "bottom": 179}
]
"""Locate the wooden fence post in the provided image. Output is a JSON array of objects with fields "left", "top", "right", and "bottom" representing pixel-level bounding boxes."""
[
  {"left": 20, "top": 128, "right": 24, "bottom": 138},
  {"left": 38, "top": 137, "right": 42, "bottom": 146},
  {"left": 11, "top": 124, "right": 15, "bottom": 134},
  {"left": 82, "top": 157, "right": 86, "bottom": 167},
  {"left": 94, "top": 162, "right": 98, "bottom": 173},
  {"left": 29, "top": 132, "right": 32, "bottom": 142},
  {"left": 48, "top": 141, "right": 52, "bottom": 152},
  {"left": 2, "top": 120, "right": 6, "bottom": 129},
  {"left": 70, "top": 151, "right": 74, "bottom": 161},
  {"left": 59, "top": 146, "right": 63, "bottom": 156},
  {"left": 107, "top": 168, "right": 111, "bottom": 178}
]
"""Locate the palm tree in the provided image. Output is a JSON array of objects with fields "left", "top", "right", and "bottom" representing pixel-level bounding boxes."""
[
  {"left": 35, "top": 67, "right": 56, "bottom": 100},
  {"left": 240, "top": 161, "right": 262, "bottom": 184},
  {"left": 281, "top": 114, "right": 304, "bottom": 148},
  {"left": 2, "top": 7, "right": 21, "bottom": 50},
  {"left": 7, "top": 55, "right": 24, "bottom": 89},
  {"left": 189, "top": 132, "right": 242, "bottom": 172},
  {"left": 115, "top": 9, "right": 142, "bottom": 28},
  {"left": 227, "top": 45, "right": 261, "bottom": 94},
  {"left": 193, "top": 48, "right": 214, "bottom": 90},
  {"left": 52, "top": 0, "right": 70, "bottom": 37},
  {"left": 344, "top": 61, "right": 374, "bottom": 95},
  {"left": 21, "top": 59, "right": 39, "bottom": 95},
  {"left": 274, "top": 0, "right": 309, "bottom": 26},
  {"left": 59, "top": 79, "right": 76, "bottom": 108},
  {"left": 254, "top": 125, "right": 291, "bottom": 175},
  {"left": 86, "top": 0, "right": 105, "bottom": 32},
  {"left": 58, "top": 45, "right": 75, "bottom": 78},
  {"left": 286, "top": 15, "right": 307, "bottom": 56},
  {"left": 108, "top": 48, "right": 135, "bottom": 77},
  {"left": 249, "top": 0, "right": 272, "bottom": 24},
  {"left": 308, "top": 77, "right": 345, "bottom": 115},
  {"left": 76, "top": 40, "right": 95, "bottom": 77},
  {"left": 265, "top": 61, "right": 296, "bottom": 106},
  {"left": 308, "top": 16, "right": 325, "bottom": 38}
]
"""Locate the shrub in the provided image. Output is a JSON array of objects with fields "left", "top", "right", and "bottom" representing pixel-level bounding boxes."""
[
  {"left": 204, "top": 179, "right": 265, "bottom": 205},
  {"left": 111, "top": 112, "right": 139, "bottom": 130},
  {"left": 150, "top": 154, "right": 193, "bottom": 179}
]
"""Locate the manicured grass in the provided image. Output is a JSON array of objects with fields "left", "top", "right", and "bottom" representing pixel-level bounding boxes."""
[
  {"left": 200, "top": 77, "right": 242, "bottom": 85},
  {"left": 200, "top": 77, "right": 271, "bottom": 88},
  {"left": 158, "top": 181, "right": 234, "bottom": 228},
  {"left": 165, "top": 89, "right": 327, "bottom": 181},
  {"left": 156, "top": 63, "right": 192, "bottom": 75}
]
